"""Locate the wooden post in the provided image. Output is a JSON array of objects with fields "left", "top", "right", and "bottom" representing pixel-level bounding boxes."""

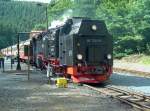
[
  {"left": 11, "top": 46, "right": 13, "bottom": 69},
  {"left": 16, "top": 33, "right": 21, "bottom": 70},
  {"left": 27, "top": 45, "right": 30, "bottom": 80}
]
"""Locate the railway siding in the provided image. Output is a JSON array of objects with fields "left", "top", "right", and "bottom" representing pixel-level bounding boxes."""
[{"left": 84, "top": 84, "right": 150, "bottom": 111}]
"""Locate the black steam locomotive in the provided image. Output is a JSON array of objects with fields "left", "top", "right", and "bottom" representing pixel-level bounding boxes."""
[{"left": 30, "top": 17, "right": 113, "bottom": 83}]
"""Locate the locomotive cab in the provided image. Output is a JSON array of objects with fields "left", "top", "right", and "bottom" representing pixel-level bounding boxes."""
[{"left": 59, "top": 17, "right": 113, "bottom": 83}]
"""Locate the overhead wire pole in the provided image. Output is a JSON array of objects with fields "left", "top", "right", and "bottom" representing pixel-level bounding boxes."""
[
  {"left": 27, "top": 45, "right": 30, "bottom": 80},
  {"left": 11, "top": 36, "right": 14, "bottom": 70},
  {"left": 11, "top": 45, "right": 13, "bottom": 69},
  {"left": 46, "top": 5, "right": 48, "bottom": 31},
  {"left": 16, "top": 33, "right": 21, "bottom": 70}
]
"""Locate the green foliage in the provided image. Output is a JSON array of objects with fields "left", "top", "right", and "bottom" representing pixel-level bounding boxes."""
[
  {"left": 146, "top": 43, "right": 150, "bottom": 54},
  {"left": 96, "top": 0, "right": 150, "bottom": 57},
  {"left": 0, "top": 1, "right": 45, "bottom": 49},
  {"left": 113, "top": 52, "right": 128, "bottom": 59},
  {"left": 1, "top": 0, "right": 150, "bottom": 59},
  {"left": 33, "top": 24, "right": 46, "bottom": 30}
]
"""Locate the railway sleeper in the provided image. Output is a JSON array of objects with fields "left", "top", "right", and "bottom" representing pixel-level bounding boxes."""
[{"left": 120, "top": 97, "right": 150, "bottom": 110}]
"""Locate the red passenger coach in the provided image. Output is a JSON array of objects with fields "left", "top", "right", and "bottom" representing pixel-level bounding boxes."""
[{"left": 19, "top": 40, "right": 31, "bottom": 62}]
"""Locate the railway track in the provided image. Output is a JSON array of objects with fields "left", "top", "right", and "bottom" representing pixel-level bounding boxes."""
[{"left": 84, "top": 84, "right": 150, "bottom": 111}]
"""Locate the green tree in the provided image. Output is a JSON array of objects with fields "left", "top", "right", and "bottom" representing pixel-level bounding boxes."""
[{"left": 0, "top": 1, "right": 45, "bottom": 49}]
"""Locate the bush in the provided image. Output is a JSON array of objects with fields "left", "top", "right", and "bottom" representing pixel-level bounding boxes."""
[
  {"left": 113, "top": 52, "right": 127, "bottom": 59},
  {"left": 113, "top": 35, "right": 144, "bottom": 57},
  {"left": 146, "top": 43, "right": 150, "bottom": 55}
]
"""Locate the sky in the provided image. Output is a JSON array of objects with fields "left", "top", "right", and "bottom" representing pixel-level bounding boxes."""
[{"left": 14, "top": 0, "right": 51, "bottom": 3}]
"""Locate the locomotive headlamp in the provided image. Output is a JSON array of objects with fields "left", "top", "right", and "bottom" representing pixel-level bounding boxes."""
[
  {"left": 92, "top": 25, "right": 97, "bottom": 31},
  {"left": 107, "top": 54, "right": 112, "bottom": 59},
  {"left": 43, "top": 37, "right": 46, "bottom": 41},
  {"left": 77, "top": 54, "right": 83, "bottom": 60}
]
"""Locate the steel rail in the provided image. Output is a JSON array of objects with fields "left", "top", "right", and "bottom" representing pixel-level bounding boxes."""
[
  {"left": 106, "top": 86, "right": 150, "bottom": 100},
  {"left": 84, "top": 84, "right": 150, "bottom": 111}
]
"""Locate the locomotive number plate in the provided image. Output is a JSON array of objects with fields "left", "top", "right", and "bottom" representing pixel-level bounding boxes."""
[{"left": 86, "top": 39, "right": 102, "bottom": 43}]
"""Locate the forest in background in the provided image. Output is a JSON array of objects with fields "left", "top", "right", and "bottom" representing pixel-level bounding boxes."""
[
  {"left": 0, "top": 0, "right": 45, "bottom": 49},
  {"left": 0, "top": 0, "right": 150, "bottom": 58}
]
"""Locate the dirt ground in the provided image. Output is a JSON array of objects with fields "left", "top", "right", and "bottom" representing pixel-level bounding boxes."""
[{"left": 0, "top": 70, "right": 139, "bottom": 111}]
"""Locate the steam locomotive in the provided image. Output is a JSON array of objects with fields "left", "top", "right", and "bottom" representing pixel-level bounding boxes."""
[
  {"left": 30, "top": 17, "right": 113, "bottom": 83},
  {"left": 1, "top": 17, "right": 113, "bottom": 83}
]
